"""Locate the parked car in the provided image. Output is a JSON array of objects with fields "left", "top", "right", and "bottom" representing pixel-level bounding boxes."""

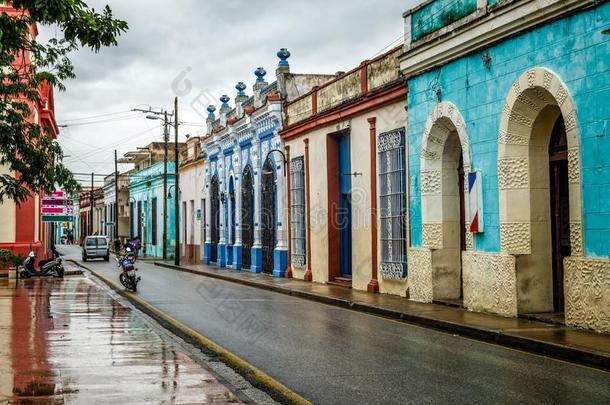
[{"left": 82, "top": 235, "right": 110, "bottom": 262}]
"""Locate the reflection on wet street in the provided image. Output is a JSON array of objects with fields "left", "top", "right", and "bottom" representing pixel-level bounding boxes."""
[{"left": 0, "top": 276, "right": 240, "bottom": 404}]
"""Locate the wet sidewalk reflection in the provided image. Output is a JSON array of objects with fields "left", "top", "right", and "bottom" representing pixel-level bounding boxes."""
[{"left": 0, "top": 276, "right": 241, "bottom": 404}]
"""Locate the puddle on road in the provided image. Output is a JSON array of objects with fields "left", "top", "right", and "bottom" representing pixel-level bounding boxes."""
[{"left": 0, "top": 277, "right": 241, "bottom": 404}]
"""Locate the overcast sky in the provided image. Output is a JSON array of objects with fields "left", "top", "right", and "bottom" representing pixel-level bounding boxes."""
[{"left": 40, "top": 0, "right": 421, "bottom": 186}]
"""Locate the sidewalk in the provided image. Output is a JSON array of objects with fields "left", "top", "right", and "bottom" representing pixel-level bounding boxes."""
[
  {"left": 155, "top": 261, "right": 610, "bottom": 371},
  {"left": 0, "top": 266, "right": 265, "bottom": 403}
]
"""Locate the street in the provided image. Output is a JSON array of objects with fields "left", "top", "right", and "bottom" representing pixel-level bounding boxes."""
[
  {"left": 60, "top": 246, "right": 610, "bottom": 405},
  {"left": 0, "top": 260, "right": 277, "bottom": 404}
]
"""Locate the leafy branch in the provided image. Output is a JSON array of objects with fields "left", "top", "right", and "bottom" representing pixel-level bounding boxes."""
[{"left": 0, "top": 0, "right": 128, "bottom": 203}]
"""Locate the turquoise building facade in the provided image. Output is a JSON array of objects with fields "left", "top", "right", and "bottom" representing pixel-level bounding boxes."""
[
  {"left": 129, "top": 161, "right": 177, "bottom": 258},
  {"left": 401, "top": 0, "right": 610, "bottom": 333}
]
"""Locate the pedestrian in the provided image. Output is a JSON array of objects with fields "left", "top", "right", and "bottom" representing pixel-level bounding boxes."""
[
  {"left": 67, "top": 231, "right": 74, "bottom": 245},
  {"left": 133, "top": 236, "right": 141, "bottom": 258},
  {"left": 113, "top": 238, "right": 122, "bottom": 254}
]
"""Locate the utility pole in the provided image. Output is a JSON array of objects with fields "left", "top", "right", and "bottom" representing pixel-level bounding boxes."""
[
  {"left": 90, "top": 172, "right": 94, "bottom": 235},
  {"left": 114, "top": 150, "right": 119, "bottom": 244},
  {"left": 174, "top": 97, "right": 180, "bottom": 266},
  {"left": 162, "top": 113, "right": 169, "bottom": 259}
]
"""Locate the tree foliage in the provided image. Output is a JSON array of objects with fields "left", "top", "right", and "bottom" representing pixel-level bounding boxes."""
[{"left": 0, "top": 0, "right": 128, "bottom": 203}]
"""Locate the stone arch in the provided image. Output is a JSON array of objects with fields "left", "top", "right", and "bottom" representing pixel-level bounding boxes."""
[
  {"left": 419, "top": 101, "right": 473, "bottom": 300},
  {"left": 497, "top": 67, "right": 583, "bottom": 314},
  {"left": 498, "top": 67, "right": 583, "bottom": 256},
  {"left": 420, "top": 101, "right": 473, "bottom": 251}
]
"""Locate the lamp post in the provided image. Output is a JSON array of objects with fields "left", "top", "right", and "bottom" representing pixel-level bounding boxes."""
[{"left": 174, "top": 97, "right": 180, "bottom": 266}]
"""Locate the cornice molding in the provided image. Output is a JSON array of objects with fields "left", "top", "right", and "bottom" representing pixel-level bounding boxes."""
[{"left": 399, "top": 0, "right": 591, "bottom": 78}]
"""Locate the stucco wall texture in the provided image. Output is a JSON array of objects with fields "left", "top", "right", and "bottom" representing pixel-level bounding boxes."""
[{"left": 407, "top": 3, "right": 610, "bottom": 258}]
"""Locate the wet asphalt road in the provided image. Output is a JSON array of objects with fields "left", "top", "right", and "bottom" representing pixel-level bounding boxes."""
[
  {"left": 61, "top": 246, "right": 610, "bottom": 405},
  {"left": 0, "top": 274, "right": 245, "bottom": 403}
]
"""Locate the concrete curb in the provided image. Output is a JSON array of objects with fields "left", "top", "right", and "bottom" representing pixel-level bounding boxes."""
[
  {"left": 155, "top": 262, "right": 610, "bottom": 372},
  {"left": 67, "top": 259, "right": 312, "bottom": 405}
]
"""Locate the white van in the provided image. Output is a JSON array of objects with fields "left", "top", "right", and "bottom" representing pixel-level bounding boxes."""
[{"left": 82, "top": 235, "right": 110, "bottom": 262}]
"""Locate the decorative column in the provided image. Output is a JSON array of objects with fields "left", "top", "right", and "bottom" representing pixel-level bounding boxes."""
[
  {"left": 250, "top": 137, "right": 263, "bottom": 273},
  {"left": 273, "top": 135, "right": 288, "bottom": 278},
  {"left": 367, "top": 117, "right": 379, "bottom": 293},
  {"left": 217, "top": 158, "right": 227, "bottom": 267},
  {"left": 203, "top": 165, "right": 213, "bottom": 264},
  {"left": 203, "top": 110, "right": 215, "bottom": 265},
  {"left": 284, "top": 145, "right": 293, "bottom": 278},
  {"left": 303, "top": 138, "right": 312, "bottom": 282},
  {"left": 233, "top": 143, "right": 243, "bottom": 270}
]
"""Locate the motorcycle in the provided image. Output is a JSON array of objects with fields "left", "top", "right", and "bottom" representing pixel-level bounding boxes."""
[
  {"left": 19, "top": 247, "right": 64, "bottom": 278},
  {"left": 116, "top": 247, "right": 140, "bottom": 292}
]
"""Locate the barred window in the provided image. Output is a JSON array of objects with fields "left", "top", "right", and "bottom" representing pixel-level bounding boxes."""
[
  {"left": 290, "top": 157, "right": 306, "bottom": 267},
  {"left": 378, "top": 128, "right": 407, "bottom": 279}
]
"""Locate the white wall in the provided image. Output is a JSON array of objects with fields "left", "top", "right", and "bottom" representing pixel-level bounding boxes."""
[{"left": 179, "top": 161, "right": 205, "bottom": 247}]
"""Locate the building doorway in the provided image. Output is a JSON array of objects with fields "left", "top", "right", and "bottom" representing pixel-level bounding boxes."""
[
  {"left": 326, "top": 131, "right": 353, "bottom": 285},
  {"left": 338, "top": 134, "right": 352, "bottom": 278},
  {"left": 549, "top": 115, "right": 570, "bottom": 313},
  {"left": 210, "top": 175, "right": 219, "bottom": 263},
  {"left": 227, "top": 177, "right": 235, "bottom": 265},
  {"left": 242, "top": 166, "right": 254, "bottom": 269},
  {"left": 433, "top": 128, "right": 465, "bottom": 301},
  {"left": 457, "top": 154, "right": 466, "bottom": 299},
  {"left": 261, "top": 158, "right": 276, "bottom": 274}
]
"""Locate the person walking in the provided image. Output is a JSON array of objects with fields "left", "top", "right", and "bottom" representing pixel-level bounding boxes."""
[{"left": 133, "top": 236, "right": 141, "bottom": 258}]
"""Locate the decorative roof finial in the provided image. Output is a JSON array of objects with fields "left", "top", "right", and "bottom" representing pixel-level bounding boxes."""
[
  {"left": 254, "top": 67, "right": 267, "bottom": 83},
  {"left": 235, "top": 82, "right": 247, "bottom": 97},
  {"left": 206, "top": 105, "right": 216, "bottom": 119},
  {"left": 220, "top": 94, "right": 230, "bottom": 108},
  {"left": 277, "top": 48, "right": 291, "bottom": 67}
]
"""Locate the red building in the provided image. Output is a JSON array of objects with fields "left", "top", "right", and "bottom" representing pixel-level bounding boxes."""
[{"left": 0, "top": 4, "right": 60, "bottom": 260}]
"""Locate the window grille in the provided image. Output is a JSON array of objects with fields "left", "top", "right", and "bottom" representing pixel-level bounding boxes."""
[
  {"left": 290, "top": 157, "right": 306, "bottom": 267},
  {"left": 378, "top": 128, "right": 407, "bottom": 279}
]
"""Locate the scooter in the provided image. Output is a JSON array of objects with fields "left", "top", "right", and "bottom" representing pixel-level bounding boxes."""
[
  {"left": 116, "top": 247, "right": 140, "bottom": 292},
  {"left": 19, "top": 247, "right": 64, "bottom": 278}
]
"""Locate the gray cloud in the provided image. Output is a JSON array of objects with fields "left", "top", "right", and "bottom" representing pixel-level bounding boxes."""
[{"left": 38, "top": 0, "right": 421, "bottom": 181}]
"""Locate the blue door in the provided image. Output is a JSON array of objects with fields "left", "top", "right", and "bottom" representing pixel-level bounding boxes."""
[{"left": 338, "top": 134, "right": 352, "bottom": 278}]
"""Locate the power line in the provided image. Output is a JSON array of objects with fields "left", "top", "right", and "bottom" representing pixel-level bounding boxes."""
[
  {"left": 59, "top": 114, "right": 142, "bottom": 128},
  {"left": 58, "top": 109, "right": 134, "bottom": 124}
]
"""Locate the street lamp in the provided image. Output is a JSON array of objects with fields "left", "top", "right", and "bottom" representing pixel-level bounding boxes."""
[
  {"left": 263, "top": 149, "right": 288, "bottom": 176},
  {"left": 167, "top": 184, "right": 179, "bottom": 200}
]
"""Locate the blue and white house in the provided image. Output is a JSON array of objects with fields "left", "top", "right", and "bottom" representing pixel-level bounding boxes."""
[
  {"left": 400, "top": 0, "right": 610, "bottom": 333},
  {"left": 202, "top": 49, "right": 335, "bottom": 277}
]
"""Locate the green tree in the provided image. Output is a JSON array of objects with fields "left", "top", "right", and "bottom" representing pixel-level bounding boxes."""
[{"left": 0, "top": 0, "right": 128, "bottom": 203}]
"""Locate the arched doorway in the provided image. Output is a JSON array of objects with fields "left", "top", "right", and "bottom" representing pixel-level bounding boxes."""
[
  {"left": 549, "top": 115, "right": 570, "bottom": 313},
  {"left": 419, "top": 102, "right": 471, "bottom": 302},
  {"left": 435, "top": 123, "right": 467, "bottom": 300},
  {"left": 227, "top": 176, "right": 236, "bottom": 266},
  {"left": 230, "top": 178, "right": 236, "bottom": 246},
  {"left": 261, "top": 158, "right": 276, "bottom": 274},
  {"left": 498, "top": 68, "right": 583, "bottom": 316},
  {"left": 210, "top": 175, "right": 220, "bottom": 263},
  {"left": 241, "top": 166, "right": 254, "bottom": 269}
]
